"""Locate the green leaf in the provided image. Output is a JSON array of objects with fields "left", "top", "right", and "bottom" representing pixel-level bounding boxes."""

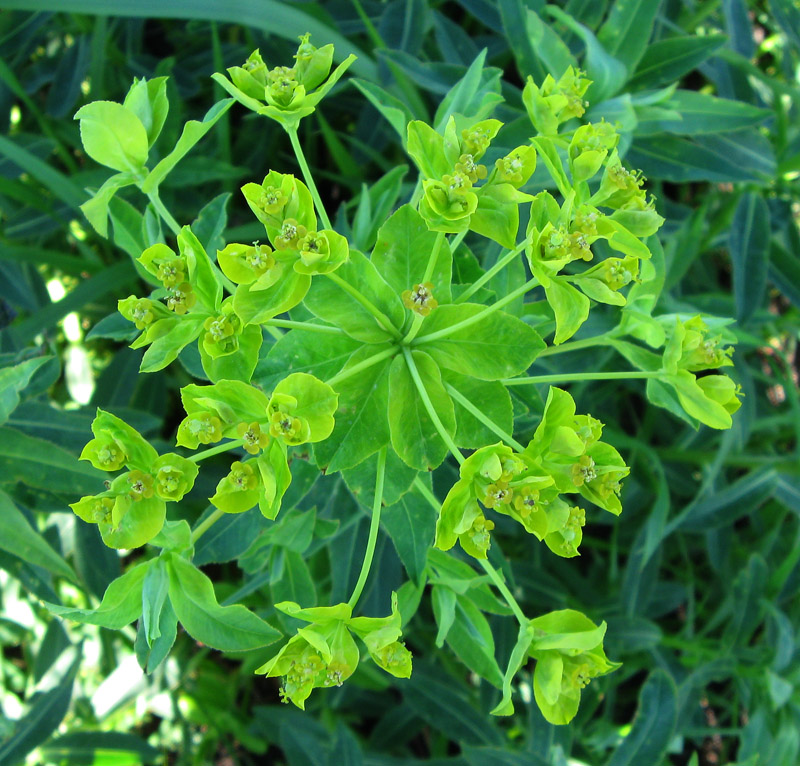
[
  {"left": 406, "top": 120, "right": 450, "bottom": 180},
  {"left": 351, "top": 79, "right": 414, "bottom": 144},
  {"left": 628, "top": 131, "right": 775, "bottom": 184},
  {"left": 304, "top": 251, "right": 405, "bottom": 342},
  {"left": 470, "top": 184, "right": 525, "bottom": 249},
  {"left": 443, "top": 371, "right": 514, "bottom": 449},
  {"left": 167, "top": 554, "right": 282, "bottom": 652},
  {"left": 0, "top": 426, "right": 104, "bottom": 496},
  {"left": 628, "top": 35, "right": 727, "bottom": 89},
  {"left": 635, "top": 90, "right": 771, "bottom": 136},
  {"left": 730, "top": 192, "right": 770, "bottom": 323},
  {"left": 80, "top": 171, "right": 137, "bottom": 237},
  {"left": 417, "top": 304, "right": 545, "bottom": 379},
  {"left": 499, "top": 0, "right": 546, "bottom": 83},
  {"left": 0, "top": 357, "right": 49, "bottom": 426},
  {"left": 141, "top": 557, "right": 170, "bottom": 645},
  {"left": 544, "top": 277, "right": 591, "bottom": 344},
  {"left": 607, "top": 670, "right": 678, "bottom": 766},
  {"left": 179, "top": 225, "right": 223, "bottom": 312},
  {"left": 141, "top": 99, "right": 234, "bottom": 191},
  {"left": 40, "top": 731, "right": 160, "bottom": 765},
  {"left": 371, "top": 204, "right": 453, "bottom": 304},
  {"left": 446, "top": 594, "right": 504, "bottom": 687},
  {"left": 140, "top": 316, "right": 205, "bottom": 373},
  {"left": 74, "top": 100, "right": 149, "bottom": 172},
  {"left": 46, "top": 561, "right": 150, "bottom": 629},
  {"left": 123, "top": 76, "right": 169, "bottom": 148},
  {"left": 313, "top": 347, "right": 393, "bottom": 474},
  {"left": 433, "top": 50, "right": 503, "bottom": 130},
  {"left": 255, "top": 329, "right": 360, "bottom": 392},
  {"left": 388, "top": 351, "right": 455, "bottom": 471},
  {"left": 0, "top": 489, "right": 77, "bottom": 583},
  {"left": 233, "top": 270, "right": 312, "bottom": 326},
  {"left": 198, "top": 322, "right": 262, "bottom": 383},
  {"left": 597, "top": 0, "right": 661, "bottom": 73},
  {"left": 546, "top": 6, "right": 626, "bottom": 102},
  {"left": 192, "top": 192, "right": 230, "bottom": 254},
  {"left": 341, "top": 446, "right": 417, "bottom": 509},
  {"left": 0, "top": 652, "right": 80, "bottom": 766},
  {"left": 382, "top": 483, "right": 436, "bottom": 584}
]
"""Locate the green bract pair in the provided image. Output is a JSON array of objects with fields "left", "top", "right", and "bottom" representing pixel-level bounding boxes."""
[{"left": 259, "top": 595, "right": 411, "bottom": 709}]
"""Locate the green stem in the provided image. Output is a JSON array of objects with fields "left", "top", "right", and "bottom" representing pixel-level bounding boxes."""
[
  {"left": 402, "top": 348, "right": 464, "bottom": 465},
  {"left": 444, "top": 383, "right": 525, "bottom": 452},
  {"left": 477, "top": 558, "right": 528, "bottom": 627},
  {"left": 403, "top": 231, "right": 447, "bottom": 344},
  {"left": 415, "top": 276, "right": 539, "bottom": 345},
  {"left": 456, "top": 236, "right": 532, "bottom": 304},
  {"left": 286, "top": 126, "right": 332, "bottom": 230},
  {"left": 265, "top": 319, "right": 345, "bottom": 334},
  {"left": 187, "top": 438, "right": 244, "bottom": 463},
  {"left": 502, "top": 370, "right": 663, "bottom": 386},
  {"left": 347, "top": 445, "right": 388, "bottom": 608},
  {"left": 147, "top": 190, "right": 181, "bottom": 236},
  {"left": 191, "top": 507, "right": 226, "bottom": 544},
  {"left": 326, "top": 346, "right": 397, "bottom": 388},
  {"left": 449, "top": 229, "right": 467, "bottom": 254},
  {"left": 325, "top": 271, "right": 402, "bottom": 339},
  {"left": 413, "top": 477, "right": 527, "bottom": 627},
  {"left": 536, "top": 333, "right": 615, "bottom": 357},
  {"left": 351, "top": 0, "right": 385, "bottom": 49}
]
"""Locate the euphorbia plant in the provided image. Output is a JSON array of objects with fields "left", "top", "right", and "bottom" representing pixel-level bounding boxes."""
[{"left": 59, "top": 35, "right": 741, "bottom": 724}]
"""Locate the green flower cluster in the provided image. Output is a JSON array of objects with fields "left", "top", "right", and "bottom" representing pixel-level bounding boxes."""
[
  {"left": 212, "top": 34, "right": 356, "bottom": 130},
  {"left": 435, "top": 387, "right": 628, "bottom": 560},
  {"left": 258, "top": 595, "right": 411, "bottom": 709},
  {"left": 177, "top": 375, "right": 337, "bottom": 519},
  {"left": 72, "top": 409, "right": 198, "bottom": 549},
  {"left": 407, "top": 116, "right": 536, "bottom": 248}
]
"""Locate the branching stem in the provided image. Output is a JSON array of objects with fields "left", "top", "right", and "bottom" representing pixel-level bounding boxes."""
[
  {"left": 325, "top": 271, "right": 402, "bottom": 339},
  {"left": 444, "top": 383, "right": 525, "bottom": 452},
  {"left": 502, "top": 371, "right": 663, "bottom": 386},
  {"left": 402, "top": 348, "right": 464, "bottom": 465},
  {"left": 456, "top": 236, "right": 532, "bottom": 304},
  {"left": 326, "top": 346, "right": 396, "bottom": 388},
  {"left": 187, "top": 438, "right": 245, "bottom": 463}
]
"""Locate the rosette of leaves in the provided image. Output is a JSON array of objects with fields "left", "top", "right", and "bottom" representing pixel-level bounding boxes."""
[{"left": 212, "top": 34, "right": 356, "bottom": 130}]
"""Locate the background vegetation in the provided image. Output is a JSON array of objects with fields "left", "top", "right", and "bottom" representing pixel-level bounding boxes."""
[{"left": 0, "top": 1, "right": 798, "bottom": 764}]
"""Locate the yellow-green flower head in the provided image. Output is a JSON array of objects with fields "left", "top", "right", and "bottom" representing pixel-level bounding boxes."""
[
  {"left": 297, "top": 232, "right": 330, "bottom": 268},
  {"left": 667, "top": 316, "right": 735, "bottom": 372},
  {"left": 178, "top": 410, "right": 223, "bottom": 447},
  {"left": 600, "top": 256, "right": 639, "bottom": 291},
  {"left": 483, "top": 481, "right": 513, "bottom": 509},
  {"left": 152, "top": 453, "right": 198, "bottom": 502},
  {"left": 454, "top": 153, "right": 487, "bottom": 184},
  {"left": 422, "top": 177, "right": 478, "bottom": 223},
  {"left": 228, "top": 461, "right": 259, "bottom": 492},
  {"left": 513, "top": 484, "right": 541, "bottom": 517},
  {"left": 460, "top": 126, "right": 493, "bottom": 159},
  {"left": 269, "top": 408, "right": 305, "bottom": 444},
  {"left": 237, "top": 421, "right": 270, "bottom": 455},
  {"left": 570, "top": 456, "right": 596, "bottom": 488},
  {"left": 166, "top": 282, "right": 196, "bottom": 315},
  {"left": 229, "top": 49, "right": 268, "bottom": 99},
  {"left": 542, "top": 226, "right": 592, "bottom": 263},
  {"left": 80, "top": 433, "right": 127, "bottom": 471},
  {"left": 202, "top": 305, "right": 242, "bottom": 358},
  {"left": 260, "top": 185, "right": 288, "bottom": 216},
  {"left": 460, "top": 512, "right": 495, "bottom": 558},
  {"left": 217, "top": 241, "right": 278, "bottom": 286},
  {"left": 374, "top": 641, "right": 412, "bottom": 677},
  {"left": 402, "top": 282, "right": 438, "bottom": 317},
  {"left": 495, "top": 145, "right": 537, "bottom": 187},
  {"left": 572, "top": 207, "right": 600, "bottom": 237},
  {"left": 572, "top": 121, "right": 619, "bottom": 155},
  {"left": 267, "top": 65, "right": 300, "bottom": 107},
  {"left": 156, "top": 256, "right": 185, "bottom": 288},
  {"left": 119, "top": 296, "right": 162, "bottom": 330},
  {"left": 127, "top": 469, "right": 154, "bottom": 501},
  {"left": 274, "top": 218, "right": 307, "bottom": 251}
]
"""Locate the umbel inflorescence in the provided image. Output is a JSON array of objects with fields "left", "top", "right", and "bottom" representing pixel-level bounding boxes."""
[{"left": 61, "top": 35, "right": 741, "bottom": 722}]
